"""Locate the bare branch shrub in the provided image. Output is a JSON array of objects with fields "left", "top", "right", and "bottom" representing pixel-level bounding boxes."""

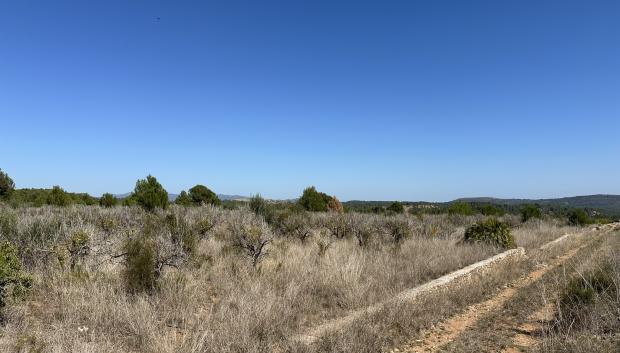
[{"left": 228, "top": 212, "right": 273, "bottom": 267}]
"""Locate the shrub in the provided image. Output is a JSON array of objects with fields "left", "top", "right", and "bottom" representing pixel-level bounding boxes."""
[
  {"left": 325, "top": 214, "right": 354, "bottom": 239},
  {"left": 558, "top": 265, "right": 616, "bottom": 328},
  {"left": 175, "top": 191, "right": 192, "bottom": 206},
  {"left": 278, "top": 212, "right": 312, "bottom": 242},
  {"left": 121, "top": 195, "right": 137, "bottom": 206},
  {"left": 249, "top": 194, "right": 274, "bottom": 223},
  {"left": 568, "top": 209, "right": 592, "bottom": 226},
  {"left": 0, "top": 241, "right": 32, "bottom": 308},
  {"left": 479, "top": 204, "right": 505, "bottom": 216},
  {"left": 99, "top": 193, "right": 117, "bottom": 207},
  {"left": 298, "top": 186, "right": 332, "bottom": 212},
  {"left": 387, "top": 201, "right": 405, "bottom": 214},
  {"left": 188, "top": 185, "right": 220, "bottom": 206},
  {"left": 385, "top": 217, "right": 412, "bottom": 244},
  {"left": 463, "top": 218, "right": 516, "bottom": 248},
  {"left": 47, "top": 186, "right": 70, "bottom": 206},
  {"left": 351, "top": 216, "right": 376, "bottom": 247},
  {"left": 123, "top": 234, "right": 158, "bottom": 293},
  {"left": 327, "top": 196, "right": 344, "bottom": 213},
  {"left": 448, "top": 202, "right": 474, "bottom": 215},
  {"left": 520, "top": 204, "right": 542, "bottom": 222},
  {"left": 0, "top": 169, "right": 15, "bottom": 199},
  {"left": 228, "top": 214, "right": 272, "bottom": 267},
  {"left": 68, "top": 230, "right": 90, "bottom": 271},
  {"left": 133, "top": 175, "right": 168, "bottom": 211}
]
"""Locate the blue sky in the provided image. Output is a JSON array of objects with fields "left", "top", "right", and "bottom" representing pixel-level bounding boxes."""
[{"left": 1, "top": 1, "right": 618, "bottom": 201}]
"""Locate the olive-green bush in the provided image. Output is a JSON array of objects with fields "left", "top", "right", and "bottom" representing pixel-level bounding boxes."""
[
  {"left": 463, "top": 218, "right": 515, "bottom": 249},
  {"left": 0, "top": 241, "right": 32, "bottom": 308}
]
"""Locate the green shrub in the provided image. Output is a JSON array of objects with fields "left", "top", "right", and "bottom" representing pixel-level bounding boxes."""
[
  {"left": 520, "top": 204, "right": 542, "bottom": 222},
  {"left": 175, "top": 191, "right": 192, "bottom": 206},
  {"left": 99, "top": 193, "right": 117, "bottom": 207},
  {"left": 47, "top": 186, "right": 70, "bottom": 206},
  {"left": 188, "top": 185, "right": 220, "bottom": 206},
  {"left": 0, "top": 241, "right": 32, "bottom": 308},
  {"left": 464, "top": 218, "right": 516, "bottom": 248},
  {"left": 0, "top": 169, "right": 15, "bottom": 199},
  {"left": 133, "top": 175, "right": 168, "bottom": 211},
  {"left": 298, "top": 186, "right": 332, "bottom": 212},
  {"left": 479, "top": 204, "right": 505, "bottom": 216},
  {"left": 123, "top": 234, "right": 157, "bottom": 293},
  {"left": 387, "top": 202, "right": 404, "bottom": 214},
  {"left": 448, "top": 202, "right": 474, "bottom": 215},
  {"left": 568, "top": 209, "right": 592, "bottom": 226},
  {"left": 68, "top": 231, "right": 90, "bottom": 271},
  {"left": 249, "top": 194, "right": 275, "bottom": 223},
  {"left": 558, "top": 265, "right": 615, "bottom": 328}
]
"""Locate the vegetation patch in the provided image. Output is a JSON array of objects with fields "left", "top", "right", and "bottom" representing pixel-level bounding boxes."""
[{"left": 464, "top": 218, "right": 516, "bottom": 249}]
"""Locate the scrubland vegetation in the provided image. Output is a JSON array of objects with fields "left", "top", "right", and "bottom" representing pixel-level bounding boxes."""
[
  {"left": 0, "top": 170, "right": 609, "bottom": 352},
  {"left": 540, "top": 234, "right": 620, "bottom": 352}
]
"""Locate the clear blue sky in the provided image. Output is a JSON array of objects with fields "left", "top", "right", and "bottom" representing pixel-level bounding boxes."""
[{"left": 1, "top": 1, "right": 618, "bottom": 201}]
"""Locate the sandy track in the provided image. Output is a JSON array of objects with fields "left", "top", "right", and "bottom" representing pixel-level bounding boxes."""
[{"left": 391, "top": 225, "right": 619, "bottom": 353}]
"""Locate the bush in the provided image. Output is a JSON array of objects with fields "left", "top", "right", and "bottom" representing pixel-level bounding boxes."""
[
  {"left": 228, "top": 214, "right": 272, "bottom": 267},
  {"left": 175, "top": 191, "right": 192, "bottom": 206},
  {"left": 479, "top": 204, "right": 505, "bottom": 216},
  {"left": 385, "top": 217, "right": 412, "bottom": 244},
  {"left": 387, "top": 202, "right": 404, "bottom": 214},
  {"left": 558, "top": 265, "right": 616, "bottom": 328},
  {"left": 249, "top": 194, "right": 274, "bottom": 223},
  {"left": 0, "top": 241, "right": 32, "bottom": 308},
  {"left": 47, "top": 186, "right": 70, "bottom": 206},
  {"left": 188, "top": 185, "right": 220, "bottom": 206},
  {"left": 68, "top": 231, "right": 90, "bottom": 271},
  {"left": 520, "top": 204, "right": 542, "bottom": 222},
  {"left": 0, "top": 169, "right": 15, "bottom": 199},
  {"left": 327, "top": 196, "right": 344, "bottom": 213},
  {"left": 464, "top": 218, "right": 516, "bottom": 249},
  {"left": 123, "top": 234, "right": 158, "bottom": 293},
  {"left": 568, "top": 209, "right": 592, "bottom": 226},
  {"left": 298, "top": 186, "right": 332, "bottom": 212},
  {"left": 447, "top": 202, "right": 474, "bottom": 215},
  {"left": 99, "top": 193, "right": 117, "bottom": 208},
  {"left": 133, "top": 175, "right": 168, "bottom": 211}
]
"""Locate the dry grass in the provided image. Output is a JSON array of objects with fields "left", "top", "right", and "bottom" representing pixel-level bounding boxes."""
[
  {"left": 0, "top": 205, "right": 580, "bottom": 353},
  {"left": 538, "top": 232, "right": 620, "bottom": 353}
]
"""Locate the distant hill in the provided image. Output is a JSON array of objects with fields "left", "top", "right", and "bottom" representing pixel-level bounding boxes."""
[{"left": 456, "top": 194, "right": 620, "bottom": 216}]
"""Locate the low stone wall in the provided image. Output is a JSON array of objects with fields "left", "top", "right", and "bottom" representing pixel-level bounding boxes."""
[{"left": 295, "top": 247, "right": 526, "bottom": 345}]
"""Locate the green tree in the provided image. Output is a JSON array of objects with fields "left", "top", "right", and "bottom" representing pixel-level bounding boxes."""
[
  {"left": 0, "top": 169, "right": 15, "bottom": 199},
  {"left": 568, "top": 209, "right": 592, "bottom": 226},
  {"left": 387, "top": 201, "right": 405, "bottom": 213},
  {"left": 521, "top": 204, "right": 542, "bottom": 222},
  {"left": 47, "top": 186, "right": 70, "bottom": 206},
  {"left": 447, "top": 202, "right": 474, "bottom": 215},
  {"left": 133, "top": 175, "right": 168, "bottom": 211},
  {"left": 188, "top": 184, "right": 220, "bottom": 206},
  {"left": 99, "top": 193, "right": 117, "bottom": 207},
  {"left": 175, "top": 191, "right": 192, "bottom": 206},
  {"left": 298, "top": 186, "right": 332, "bottom": 212}
]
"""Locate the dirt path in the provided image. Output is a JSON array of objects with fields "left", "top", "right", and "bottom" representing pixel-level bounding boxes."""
[{"left": 390, "top": 227, "right": 615, "bottom": 353}]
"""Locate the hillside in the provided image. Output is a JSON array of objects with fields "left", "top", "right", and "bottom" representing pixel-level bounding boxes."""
[{"left": 457, "top": 194, "right": 620, "bottom": 216}]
